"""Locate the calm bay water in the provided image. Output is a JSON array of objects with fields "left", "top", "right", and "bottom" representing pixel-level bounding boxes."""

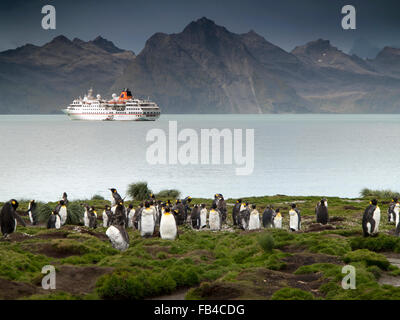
[{"left": 0, "top": 114, "right": 399, "bottom": 201}]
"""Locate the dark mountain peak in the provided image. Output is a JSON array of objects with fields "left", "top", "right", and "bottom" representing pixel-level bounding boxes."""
[
  {"left": 292, "top": 39, "right": 339, "bottom": 57},
  {"left": 72, "top": 38, "right": 85, "bottom": 45},
  {"left": 49, "top": 35, "right": 72, "bottom": 44},
  {"left": 91, "top": 36, "right": 124, "bottom": 53},
  {"left": 182, "top": 17, "right": 224, "bottom": 35}
]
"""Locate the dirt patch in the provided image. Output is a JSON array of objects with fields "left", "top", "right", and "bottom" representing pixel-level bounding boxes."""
[
  {"left": 195, "top": 268, "right": 327, "bottom": 299},
  {"left": 0, "top": 278, "right": 38, "bottom": 300},
  {"left": 23, "top": 243, "right": 81, "bottom": 259},
  {"left": 329, "top": 216, "right": 345, "bottom": 222},
  {"left": 305, "top": 223, "right": 336, "bottom": 233},
  {"left": 282, "top": 252, "right": 342, "bottom": 273},
  {"left": 1, "top": 232, "right": 34, "bottom": 242},
  {"left": 144, "top": 245, "right": 171, "bottom": 258},
  {"left": 343, "top": 206, "right": 360, "bottom": 210},
  {"left": 35, "top": 231, "right": 69, "bottom": 240},
  {"left": 51, "top": 265, "right": 113, "bottom": 295}
]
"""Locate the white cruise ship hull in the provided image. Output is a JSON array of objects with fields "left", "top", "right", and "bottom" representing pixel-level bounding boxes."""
[{"left": 62, "top": 110, "right": 159, "bottom": 121}]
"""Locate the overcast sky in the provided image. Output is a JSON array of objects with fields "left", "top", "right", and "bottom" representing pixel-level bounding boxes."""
[{"left": 1, "top": 0, "right": 400, "bottom": 54}]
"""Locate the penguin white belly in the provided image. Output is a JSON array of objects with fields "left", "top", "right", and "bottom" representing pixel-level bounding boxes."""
[
  {"left": 55, "top": 215, "right": 61, "bottom": 229},
  {"left": 84, "top": 211, "right": 89, "bottom": 227},
  {"left": 248, "top": 214, "right": 260, "bottom": 230},
  {"left": 372, "top": 207, "right": 381, "bottom": 234},
  {"left": 14, "top": 218, "right": 17, "bottom": 232},
  {"left": 111, "top": 205, "right": 117, "bottom": 214},
  {"left": 140, "top": 212, "right": 155, "bottom": 237},
  {"left": 395, "top": 207, "right": 400, "bottom": 229},
  {"left": 106, "top": 226, "right": 129, "bottom": 251},
  {"left": 200, "top": 210, "right": 207, "bottom": 228},
  {"left": 28, "top": 211, "right": 33, "bottom": 224},
  {"left": 289, "top": 210, "right": 298, "bottom": 231},
  {"left": 274, "top": 217, "right": 282, "bottom": 229},
  {"left": 59, "top": 206, "right": 67, "bottom": 225},
  {"left": 102, "top": 211, "right": 108, "bottom": 228},
  {"left": 209, "top": 211, "right": 220, "bottom": 230},
  {"left": 160, "top": 214, "right": 177, "bottom": 240}
]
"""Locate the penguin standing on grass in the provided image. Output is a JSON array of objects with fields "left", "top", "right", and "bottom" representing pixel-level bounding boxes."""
[
  {"left": 394, "top": 202, "right": 400, "bottom": 236},
  {"left": 248, "top": 205, "right": 261, "bottom": 230},
  {"left": 140, "top": 201, "right": 155, "bottom": 237},
  {"left": 82, "top": 204, "right": 90, "bottom": 227},
  {"left": 106, "top": 202, "right": 129, "bottom": 251},
  {"left": 127, "top": 204, "right": 136, "bottom": 228},
  {"left": 388, "top": 198, "right": 398, "bottom": 224},
  {"left": 102, "top": 205, "right": 112, "bottom": 228},
  {"left": 217, "top": 195, "right": 227, "bottom": 224},
  {"left": 273, "top": 209, "right": 282, "bottom": 229},
  {"left": 47, "top": 211, "right": 61, "bottom": 229},
  {"left": 27, "top": 200, "right": 38, "bottom": 225},
  {"left": 88, "top": 206, "right": 98, "bottom": 229},
  {"left": 262, "top": 205, "right": 275, "bottom": 228},
  {"left": 238, "top": 202, "right": 250, "bottom": 230},
  {"left": 362, "top": 199, "right": 380, "bottom": 237},
  {"left": 209, "top": 203, "right": 222, "bottom": 231},
  {"left": 55, "top": 200, "right": 67, "bottom": 226},
  {"left": 160, "top": 207, "right": 178, "bottom": 240},
  {"left": 182, "top": 196, "right": 192, "bottom": 223},
  {"left": 200, "top": 204, "right": 208, "bottom": 229},
  {"left": 1, "top": 199, "right": 26, "bottom": 238},
  {"left": 289, "top": 204, "right": 301, "bottom": 232},
  {"left": 315, "top": 198, "right": 329, "bottom": 225},
  {"left": 191, "top": 205, "right": 201, "bottom": 229},
  {"left": 172, "top": 200, "right": 186, "bottom": 226},
  {"left": 232, "top": 199, "right": 242, "bottom": 226}
]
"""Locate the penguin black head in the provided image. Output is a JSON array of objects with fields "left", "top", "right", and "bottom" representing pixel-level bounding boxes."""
[
  {"left": 10, "top": 199, "right": 19, "bottom": 210},
  {"left": 394, "top": 198, "right": 399, "bottom": 203},
  {"left": 59, "top": 200, "right": 65, "bottom": 205},
  {"left": 194, "top": 204, "right": 198, "bottom": 208},
  {"left": 187, "top": 197, "right": 192, "bottom": 203},
  {"left": 276, "top": 208, "right": 280, "bottom": 213},
  {"left": 165, "top": 207, "right": 171, "bottom": 213},
  {"left": 252, "top": 204, "right": 256, "bottom": 209},
  {"left": 149, "top": 200, "right": 154, "bottom": 206},
  {"left": 371, "top": 199, "right": 378, "bottom": 206},
  {"left": 105, "top": 205, "right": 111, "bottom": 210},
  {"left": 237, "top": 199, "right": 242, "bottom": 203},
  {"left": 128, "top": 204, "right": 134, "bottom": 209},
  {"left": 109, "top": 188, "right": 117, "bottom": 193},
  {"left": 144, "top": 201, "right": 150, "bottom": 208},
  {"left": 291, "top": 203, "right": 297, "bottom": 209},
  {"left": 176, "top": 199, "right": 181, "bottom": 204},
  {"left": 201, "top": 203, "right": 206, "bottom": 208},
  {"left": 63, "top": 192, "right": 68, "bottom": 198},
  {"left": 212, "top": 203, "right": 217, "bottom": 209},
  {"left": 51, "top": 210, "right": 56, "bottom": 215}
]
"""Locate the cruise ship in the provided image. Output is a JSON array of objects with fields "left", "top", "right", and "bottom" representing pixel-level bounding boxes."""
[{"left": 62, "top": 88, "right": 161, "bottom": 121}]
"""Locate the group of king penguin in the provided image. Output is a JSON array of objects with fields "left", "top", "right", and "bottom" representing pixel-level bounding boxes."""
[{"left": 0, "top": 192, "right": 398, "bottom": 250}]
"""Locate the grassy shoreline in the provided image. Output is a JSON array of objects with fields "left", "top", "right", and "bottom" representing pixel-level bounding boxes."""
[{"left": 1, "top": 195, "right": 400, "bottom": 300}]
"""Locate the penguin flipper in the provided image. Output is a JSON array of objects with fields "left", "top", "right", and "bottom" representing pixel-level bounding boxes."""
[{"left": 13, "top": 212, "right": 26, "bottom": 227}]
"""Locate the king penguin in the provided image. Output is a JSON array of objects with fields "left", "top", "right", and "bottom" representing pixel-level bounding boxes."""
[
  {"left": 82, "top": 204, "right": 90, "bottom": 227},
  {"left": 200, "top": 204, "right": 208, "bottom": 229},
  {"left": 232, "top": 199, "right": 242, "bottom": 226},
  {"left": 394, "top": 201, "right": 400, "bottom": 236},
  {"left": 238, "top": 202, "right": 250, "bottom": 230},
  {"left": 289, "top": 204, "right": 301, "bottom": 232},
  {"left": 217, "top": 195, "right": 227, "bottom": 224},
  {"left": 62, "top": 192, "right": 69, "bottom": 206},
  {"left": 388, "top": 198, "right": 398, "bottom": 224},
  {"left": 88, "top": 206, "right": 98, "bottom": 229},
  {"left": 127, "top": 204, "right": 136, "bottom": 228},
  {"left": 273, "top": 209, "right": 282, "bottom": 229},
  {"left": 1, "top": 199, "right": 26, "bottom": 238},
  {"left": 248, "top": 205, "right": 261, "bottom": 230},
  {"left": 55, "top": 200, "right": 68, "bottom": 226},
  {"left": 47, "top": 211, "right": 61, "bottom": 229},
  {"left": 209, "top": 203, "right": 222, "bottom": 231},
  {"left": 315, "top": 198, "right": 329, "bottom": 225},
  {"left": 27, "top": 200, "right": 38, "bottom": 225},
  {"left": 191, "top": 204, "right": 201, "bottom": 229},
  {"left": 160, "top": 207, "right": 178, "bottom": 240},
  {"left": 106, "top": 202, "right": 130, "bottom": 251},
  {"left": 109, "top": 188, "right": 123, "bottom": 207},
  {"left": 362, "top": 199, "right": 381, "bottom": 237},
  {"left": 262, "top": 205, "right": 275, "bottom": 228},
  {"left": 140, "top": 201, "right": 155, "bottom": 237},
  {"left": 103, "top": 205, "right": 112, "bottom": 228}
]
